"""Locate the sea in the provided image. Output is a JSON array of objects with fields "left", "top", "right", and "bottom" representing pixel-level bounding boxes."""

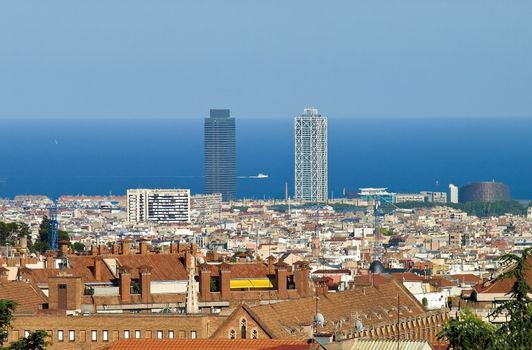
[{"left": 0, "top": 117, "right": 531, "bottom": 201}]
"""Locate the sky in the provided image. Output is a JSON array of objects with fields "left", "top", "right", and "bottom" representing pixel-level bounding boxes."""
[{"left": 0, "top": 1, "right": 531, "bottom": 119}]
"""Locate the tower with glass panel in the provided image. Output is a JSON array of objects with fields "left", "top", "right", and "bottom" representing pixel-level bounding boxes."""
[
  {"left": 204, "top": 109, "right": 236, "bottom": 201},
  {"left": 294, "top": 107, "right": 328, "bottom": 202}
]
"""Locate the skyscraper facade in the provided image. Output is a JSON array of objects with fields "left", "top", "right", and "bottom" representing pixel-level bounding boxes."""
[
  {"left": 204, "top": 109, "right": 236, "bottom": 201},
  {"left": 294, "top": 107, "right": 328, "bottom": 202}
]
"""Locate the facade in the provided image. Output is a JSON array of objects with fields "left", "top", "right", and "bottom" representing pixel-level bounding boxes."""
[
  {"left": 294, "top": 108, "right": 328, "bottom": 202},
  {"left": 358, "top": 188, "right": 395, "bottom": 203},
  {"left": 420, "top": 191, "right": 447, "bottom": 203},
  {"left": 127, "top": 189, "right": 190, "bottom": 224},
  {"left": 449, "top": 184, "right": 459, "bottom": 203},
  {"left": 459, "top": 182, "right": 510, "bottom": 203},
  {"left": 191, "top": 193, "right": 222, "bottom": 218},
  {"left": 204, "top": 109, "right": 236, "bottom": 201},
  {"left": 395, "top": 193, "right": 425, "bottom": 204}
]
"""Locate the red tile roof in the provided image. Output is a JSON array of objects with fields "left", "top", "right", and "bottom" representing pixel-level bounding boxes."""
[
  {"left": 475, "top": 256, "right": 532, "bottom": 295},
  {"left": 97, "top": 339, "right": 313, "bottom": 350},
  {"left": 0, "top": 281, "right": 47, "bottom": 314}
]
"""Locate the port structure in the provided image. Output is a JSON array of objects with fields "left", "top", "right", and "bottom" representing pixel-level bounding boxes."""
[{"left": 48, "top": 204, "right": 59, "bottom": 251}]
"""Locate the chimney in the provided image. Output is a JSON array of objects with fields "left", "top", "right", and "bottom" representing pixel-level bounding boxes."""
[
  {"left": 190, "top": 243, "right": 198, "bottom": 256},
  {"left": 139, "top": 265, "right": 152, "bottom": 303},
  {"left": 314, "top": 277, "right": 329, "bottom": 296},
  {"left": 112, "top": 243, "right": 120, "bottom": 255},
  {"left": 219, "top": 262, "right": 231, "bottom": 301},
  {"left": 91, "top": 244, "right": 98, "bottom": 256},
  {"left": 138, "top": 239, "right": 149, "bottom": 255},
  {"left": 45, "top": 251, "right": 57, "bottom": 269},
  {"left": 94, "top": 257, "right": 103, "bottom": 281},
  {"left": 267, "top": 256, "right": 275, "bottom": 275},
  {"left": 59, "top": 240, "right": 69, "bottom": 257},
  {"left": 98, "top": 244, "right": 105, "bottom": 255},
  {"left": 121, "top": 239, "right": 131, "bottom": 255},
  {"left": 199, "top": 263, "right": 212, "bottom": 301},
  {"left": 170, "top": 242, "right": 178, "bottom": 254},
  {"left": 294, "top": 261, "right": 311, "bottom": 297},
  {"left": 119, "top": 266, "right": 132, "bottom": 303},
  {"left": 275, "top": 262, "right": 289, "bottom": 299},
  {"left": 185, "top": 251, "right": 192, "bottom": 271}
]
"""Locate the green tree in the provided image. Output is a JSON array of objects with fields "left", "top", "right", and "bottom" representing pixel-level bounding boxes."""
[
  {"left": 438, "top": 308, "right": 498, "bottom": 350},
  {"left": 489, "top": 247, "right": 532, "bottom": 349},
  {"left": 71, "top": 242, "right": 86, "bottom": 253},
  {"left": 34, "top": 216, "right": 70, "bottom": 253},
  {"left": 438, "top": 248, "right": 532, "bottom": 349},
  {"left": 8, "top": 330, "right": 49, "bottom": 350},
  {"left": 0, "top": 300, "right": 17, "bottom": 347}
]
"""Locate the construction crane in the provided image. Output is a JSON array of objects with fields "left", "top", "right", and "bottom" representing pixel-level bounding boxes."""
[{"left": 48, "top": 204, "right": 59, "bottom": 251}]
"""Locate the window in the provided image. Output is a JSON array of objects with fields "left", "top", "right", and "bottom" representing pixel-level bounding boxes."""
[
  {"left": 102, "top": 330, "right": 109, "bottom": 342},
  {"left": 229, "top": 329, "right": 236, "bottom": 339},
  {"left": 24, "top": 330, "right": 30, "bottom": 338},
  {"left": 240, "top": 318, "right": 247, "bottom": 339},
  {"left": 251, "top": 329, "right": 258, "bottom": 339},
  {"left": 157, "top": 330, "right": 163, "bottom": 339},
  {"left": 91, "top": 330, "right": 97, "bottom": 342},
  {"left": 69, "top": 330, "right": 75, "bottom": 342},
  {"left": 124, "top": 330, "right": 130, "bottom": 339},
  {"left": 168, "top": 330, "right": 174, "bottom": 339},
  {"left": 58, "top": 330, "right": 64, "bottom": 342},
  {"left": 191, "top": 331, "right": 197, "bottom": 339},
  {"left": 135, "top": 330, "right": 141, "bottom": 339}
]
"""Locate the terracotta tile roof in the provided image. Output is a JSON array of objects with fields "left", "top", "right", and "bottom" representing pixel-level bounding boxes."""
[
  {"left": 97, "top": 339, "right": 313, "bottom": 350},
  {"left": 248, "top": 280, "right": 426, "bottom": 339},
  {"left": 429, "top": 276, "right": 456, "bottom": 288},
  {"left": 447, "top": 274, "right": 481, "bottom": 285},
  {"left": 23, "top": 254, "right": 188, "bottom": 285},
  {"left": 391, "top": 272, "right": 426, "bottom": 282},
  {"left": 475, "top": 256, "right": 532, "bottom": 295},
  {"left": 0, "top": 281, "right": 47, "bottom": 314},
  {"left": 208, "top": 262, "right": 271, "bottom": 278}
]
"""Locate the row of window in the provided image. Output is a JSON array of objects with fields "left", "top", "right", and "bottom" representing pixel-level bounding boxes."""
[{"left": 22, "top": 329, "right": 197, "bottom": 343}]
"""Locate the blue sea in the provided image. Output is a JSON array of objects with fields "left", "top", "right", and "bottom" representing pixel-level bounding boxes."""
[{"left": 0, "top": 118, "right": 531, "bottom": 200}]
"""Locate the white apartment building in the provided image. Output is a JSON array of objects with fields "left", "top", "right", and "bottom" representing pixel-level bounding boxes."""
[
  {"left": 449, "top": 184, "right": 459, "bottom": 204},
  {"left": 294, "top": 107, "right": 328, "bottom": 202},
  {"left": 127, "top": 189, "right": 190, "bottom": 224},
  {"left": 395, "top": 193, "right": 426, "bottom": 203}
]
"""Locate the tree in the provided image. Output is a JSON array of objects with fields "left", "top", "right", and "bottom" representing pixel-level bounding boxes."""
[
  {"left": 438, "top": 248, "right": 532, "bottom": 349},
  {"left": 8, "top": 330, "right": 49, "bottom": 350},
  {"left": 489, "top": 247, "right": 532, "bottom": 349},
  {"left": 71, "top": 242, "right": 86, "bottom": 253},
  {"left": 34, "top": 216, "right": 70, "bottom": 253},
  {"left": 438, "top": 308, "right": 498, "bottom": 350},
  {"left": 0, "top": 300, "right": 17, "bottom": 347}
]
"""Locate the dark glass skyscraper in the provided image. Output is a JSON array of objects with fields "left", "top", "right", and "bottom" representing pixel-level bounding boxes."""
[{"left": 204, "top": 109, "right": 236, "bottom": 201}]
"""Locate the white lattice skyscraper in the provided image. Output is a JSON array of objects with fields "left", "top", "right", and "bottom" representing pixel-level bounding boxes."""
[{"left": 294, "top": 107, "right": 328, "bottom": 202}]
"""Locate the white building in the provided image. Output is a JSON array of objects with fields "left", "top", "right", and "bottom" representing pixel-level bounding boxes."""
[
  {"left": 127, "top": 189, "right": 190, "bottom": 224},
  {"left": 421, "top": 191, "right": 448, "bottom": 203},
  {"left": 294, "top": 107, "right": 328, "bottom": 202},
  {"left": 449, "top": 184, "right": 459, "bottom": 203},
  {"left": 395, "top": 193, "right": 426, "bottom": 203},
  {"left": 191, "top": 193, "right": 222, "bottom": 218}
]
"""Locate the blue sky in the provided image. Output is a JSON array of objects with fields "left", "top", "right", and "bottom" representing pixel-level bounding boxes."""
[{"left": 0, "top": 0, "right": 530, "bottom": 119}]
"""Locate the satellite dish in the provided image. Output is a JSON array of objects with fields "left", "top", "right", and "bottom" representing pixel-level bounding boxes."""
[
  {"left": 197, "top": 257, "right": 205, "bottom": 265},
  {"left": 355, "top": 319, "right": 364, "bottom": 332},
  {"left": 314, "top": 313, "right": 325, "bottom": 326}
]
